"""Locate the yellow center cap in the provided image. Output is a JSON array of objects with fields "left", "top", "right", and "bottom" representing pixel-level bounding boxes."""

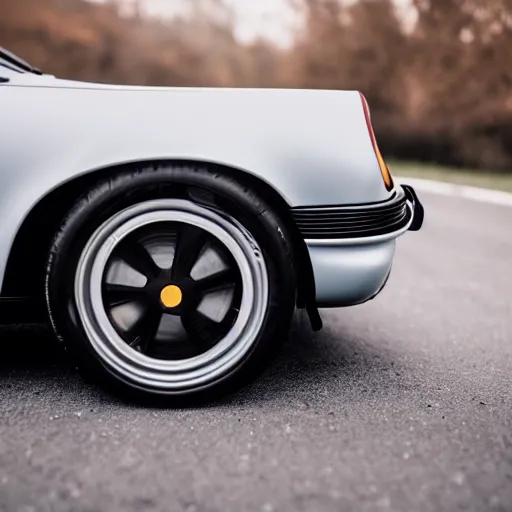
[{"left": 160, "top": 285, "right": 182, "bottom": 308}]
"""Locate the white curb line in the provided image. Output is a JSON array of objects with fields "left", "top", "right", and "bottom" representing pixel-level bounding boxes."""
[{"left": 397, "top": 177, "right": 512, "bottom": 208}]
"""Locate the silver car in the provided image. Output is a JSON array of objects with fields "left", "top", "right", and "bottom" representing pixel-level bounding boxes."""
[{"left": 0, "top": 48, "right": 424, "bottom": 403}]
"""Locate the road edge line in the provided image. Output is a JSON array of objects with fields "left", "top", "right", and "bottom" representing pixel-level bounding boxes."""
[{"left": 396, "top": 177, "right": 512, "bottom": 208}]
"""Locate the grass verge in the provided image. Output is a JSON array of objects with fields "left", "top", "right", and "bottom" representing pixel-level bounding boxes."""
[{"left": 389, "top": 161, "right": 512, "bottom": 193}]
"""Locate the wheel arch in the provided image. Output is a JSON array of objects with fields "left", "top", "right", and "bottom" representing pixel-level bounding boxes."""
[{"left": 1, "top": 159, "right": 317, "bottom": 320}]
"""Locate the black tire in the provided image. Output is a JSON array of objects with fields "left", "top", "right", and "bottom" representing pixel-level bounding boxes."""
[{"left": 45, "top": 164, "right": 296, "bottom": 405}]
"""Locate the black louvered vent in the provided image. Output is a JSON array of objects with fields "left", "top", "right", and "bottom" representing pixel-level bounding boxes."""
[{"left": 292, "top": 191, "right": 411, "bottom": 239}]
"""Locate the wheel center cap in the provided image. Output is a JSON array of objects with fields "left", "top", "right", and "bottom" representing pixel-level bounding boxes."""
[{"left": 160, "top": 284, "right": 183, "bottom": 308}]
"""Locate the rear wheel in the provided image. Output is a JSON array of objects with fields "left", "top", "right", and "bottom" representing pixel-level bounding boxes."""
[{"left": 45, "top": 165, "right": 296, "bottom": 404}]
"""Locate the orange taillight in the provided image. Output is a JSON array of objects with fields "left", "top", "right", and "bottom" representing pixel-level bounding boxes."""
[{"left": 360, "top": 92, "right": 393, "bottom": 191}]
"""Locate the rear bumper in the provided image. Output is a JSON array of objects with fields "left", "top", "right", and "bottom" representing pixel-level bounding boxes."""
[{"left": 300, "top": 184, "right": 423, "bottom": 307}]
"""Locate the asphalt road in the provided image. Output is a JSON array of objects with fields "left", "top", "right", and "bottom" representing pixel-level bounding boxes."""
[{"left": 1, "top": 191, "right": 511, "bottom": 512}]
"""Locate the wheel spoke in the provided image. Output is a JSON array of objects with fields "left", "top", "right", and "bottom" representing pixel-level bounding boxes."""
[
  {"left": 103, "top": 283, "right": 147, "bottom": 307},
  {"left": 181, "top": 310, "right": 219, "bottom": 346},
  {"left": 195, "top": 267, "right": 237, "bottom": 293},
  {"left": 171, "top": 224, "right": 208, "bottom": 280},
  {"left": 127, "top": 307, "right": 162, "bottom": 354},
  {"left": 117, "top": 238, "right": 160, "bottom": 279}
]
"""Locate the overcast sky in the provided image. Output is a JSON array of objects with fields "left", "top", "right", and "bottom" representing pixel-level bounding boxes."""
[
  {"left": 103, "top": 0, "right": 300, "bottom": 46},
  {"left": 92, "top": 0, "right": 411, "bottom": 47}
]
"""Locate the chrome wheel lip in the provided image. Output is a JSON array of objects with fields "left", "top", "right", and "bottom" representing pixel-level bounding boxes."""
[{"left": 74, "top": 199, "right": 269, "bottom": 391}]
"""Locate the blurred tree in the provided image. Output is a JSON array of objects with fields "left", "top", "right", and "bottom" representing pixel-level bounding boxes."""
[{"left": 409, "top": 0, "right": 512, "bottom": 167}]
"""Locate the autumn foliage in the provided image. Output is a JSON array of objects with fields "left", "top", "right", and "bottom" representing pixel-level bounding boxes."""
[{"left": 1, "top": 0, "right": 511, "bottom": 170}]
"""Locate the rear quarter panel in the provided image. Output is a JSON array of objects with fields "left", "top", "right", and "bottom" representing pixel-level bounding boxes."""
[{"left": 0, "top": 81, "right": 389, "bottom": 291}]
